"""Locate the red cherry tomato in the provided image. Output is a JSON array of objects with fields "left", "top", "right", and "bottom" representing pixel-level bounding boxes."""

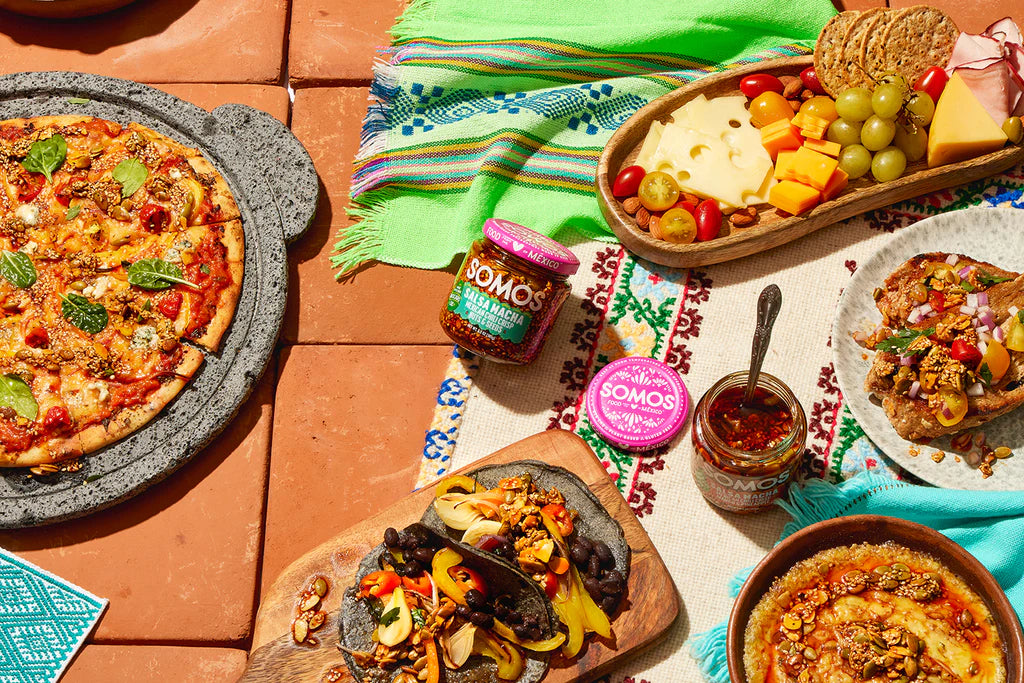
[
  {"left": 539, "top": 570, "right": 559, "bottom": 600},
  {"left": 694, "top": 200, "right": 722, "bottom": 242},
  {"left": 540, "top": 503, "right": 573, "bottom": 536},
  {"left": 739, "top": 73, "right": 784, "bottom": 99},
  {"left": 671, "top": 199, "right": 698, "bottom": 215},
  {"left": 358, "top": 570, "right": 401, "bottom": 598},
  {"left": 17, "top": 173, "right": 45, "bottom": 202},
  {"left": 612, "top": 165, "right": 646, "bottom": 198},
  {"left": 24, "top": 325, "right": 49, "bottom": 348},
  {"left": 43, "top": 406, "right": 72, "bottom": 433},
  {"left": 951, "top": 338, "right": 983, "bottom": 366},
  {"left": 799, "top": 67, "right": 826, "bottom": 96},
  {"left": 913, "top": 67, "right": 949, "bottom": 105},
  {"left": 157, "top": 290, "right": 183, "bottom": 319},
  {"left": 927, "top": 289, "right": 946, "bottom": 314},
  {"left": 140, "top": 203, "right": 170, "bottom": 233}
]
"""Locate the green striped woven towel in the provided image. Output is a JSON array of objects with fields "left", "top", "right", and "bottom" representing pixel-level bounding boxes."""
[{"left": 334, "top": 0, "right": 837, "bottom": 276}]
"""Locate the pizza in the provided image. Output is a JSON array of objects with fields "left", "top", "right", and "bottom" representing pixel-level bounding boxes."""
[{"left": 0, "top": 115, "right": 243, "bottom": 469}]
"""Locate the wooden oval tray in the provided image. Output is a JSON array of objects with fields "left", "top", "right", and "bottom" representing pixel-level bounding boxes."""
[{"left": 596, "top": 55, "right": 1024, "bottom": 269}]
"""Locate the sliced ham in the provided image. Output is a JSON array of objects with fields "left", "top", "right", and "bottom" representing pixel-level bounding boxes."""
[{"left": 945, "top": 17, "right": 1024, "bottom": 125}]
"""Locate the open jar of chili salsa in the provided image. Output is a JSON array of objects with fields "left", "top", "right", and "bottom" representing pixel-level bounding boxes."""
[
  {"left": 440, "top": 219, "right": 579, "bottom": 365},
  {"left": 691, "top": 371, "right": 807, "bottom": 513}
]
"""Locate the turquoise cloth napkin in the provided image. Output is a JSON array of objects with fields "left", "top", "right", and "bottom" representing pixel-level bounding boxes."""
[
  {"left": 689, "top": 473, "right": 1024, "bottom": 682},
  {"left": 0, "top": 547, "right": 107, "bottom": 683}
]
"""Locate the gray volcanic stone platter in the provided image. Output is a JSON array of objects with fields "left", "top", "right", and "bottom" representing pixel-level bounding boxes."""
[{"left": 0, "top": 72, "right": 317, "bottom": 527}]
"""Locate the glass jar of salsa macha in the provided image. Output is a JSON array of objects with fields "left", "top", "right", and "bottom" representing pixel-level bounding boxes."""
[
  {"left": 440, "top": 219, "right": 579, "bottom": 365},
  {"left": 691, "top": 371, "right": 807, "bottom": 514}
]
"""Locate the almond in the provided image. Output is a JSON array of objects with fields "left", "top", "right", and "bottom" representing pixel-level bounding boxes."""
[
  {"left": 730, "top": 212, "right": 755, "bottom": 227},
  {"left": 635, "top": 207, "right": 651, "bottom": 229},
  {"left": 682, "top": 192, "right": 701, "bottom": 205},
  {"left": 788, "top": 100, "right": 802, "bottom": 112},
  {"left": 800, "top": 89, "right": 815, "bottom": 101},
  {"left": 292, "top": 618, "right": 309, "bottom": 643},
  {"left": 783, "top": 80, "right": 803, "bottom": 99},
  {"left": 622, "top": 196, "right": 641, "bottom": 215},
  {"left": 743, "top": 206, "right": 758, "bottom": 218}
]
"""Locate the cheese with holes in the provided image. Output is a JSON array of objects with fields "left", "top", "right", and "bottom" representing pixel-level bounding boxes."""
[
  {"left": 635, "top": 95, "right": 774, "bottom": 210},
  {"left": 928, "top": 72, "right": 1009, "bottom": 168}
]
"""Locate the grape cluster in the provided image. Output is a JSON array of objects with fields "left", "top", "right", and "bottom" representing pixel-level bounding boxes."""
[{"left": 829, "top": 75, "right": 935, "bottom": 183}]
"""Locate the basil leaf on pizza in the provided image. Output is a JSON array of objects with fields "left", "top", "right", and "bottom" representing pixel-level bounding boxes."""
[
  {"left": 113, "top": 158, "right": 148, "bottom": 198},
  {"left": 21, "top": 134, "right": 67, "bottom": 183},
  {"left": 61, "top": 293, "right": 108, "bottom": 334},
  {"left": 0, "top": 374, "right": 38, "bottom": 421},
  {"left": 127, "top": 258, "right": 198, "bottom": 290},
  {"left": 0, "top": 251, "right": 37, "bottom": 289},
  {"left": 66, "top": 204, "right": 81, "bottom": 220}
]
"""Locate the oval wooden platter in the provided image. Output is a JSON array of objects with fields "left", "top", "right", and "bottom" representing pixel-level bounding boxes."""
[{"left": 596, "top": 55, "right": 1024, "bottom": 269}]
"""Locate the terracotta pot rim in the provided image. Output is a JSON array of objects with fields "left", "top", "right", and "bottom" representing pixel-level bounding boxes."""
[{"left": 726, "top": 514, "right": 1024, "bottom": 683}]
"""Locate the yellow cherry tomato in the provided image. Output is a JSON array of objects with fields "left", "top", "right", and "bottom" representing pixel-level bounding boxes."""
[
  {"left": 658, "top": 208, "right": 697, "bottom": 244},
  {"left": 749, "top": 91, "right": 794, "bottom": 128},
  {"left": 980, "top": 340, "right": 1010, "bottom": 382},
  {"left": 1006, "top": 315, "right": 1024, "bottom": 352},
  {"left": 799, "top": 96, "right": 839, "bottom": 124},
  {"left": 637, "top": 171, "right": 680, "bottom": 212},
  {"left": 934, "top": 386, "right": 968, "bottom": 427}
]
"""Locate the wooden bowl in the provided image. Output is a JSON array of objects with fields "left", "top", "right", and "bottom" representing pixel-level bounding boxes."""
[
  {"left": 0, "top": 0, "right": 138, "bottom": 18},
  {"left": 596, "top": 55, "right": 1024, "bottom": 269},
  {"left": 726, "top": 515, "right": 1024, "bottom": 683}
]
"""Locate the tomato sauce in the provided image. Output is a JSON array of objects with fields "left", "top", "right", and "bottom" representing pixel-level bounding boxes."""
[
  {"left": 183, "top": 233, "right": 231, "bottom": 337},
  {"left": 0, "top": 418, "right": 34, "bottom": 452},
  {"left": 107, "top": 378, "right": 161, "bottom": 412}
]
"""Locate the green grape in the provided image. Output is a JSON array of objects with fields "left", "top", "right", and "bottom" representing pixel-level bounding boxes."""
[
  {"left": 827, "top": 118, "right": 863, "bottom": 148},
  {"left": 861, "top": 115, "right": 896, "bottom": 151},
  {"left": 871, "top": 146, "right": 907, "bottom": 182},
  {"left": 839, "top": 144, "right": 872, "bottom": 180},
  {"left": 905, "top": 91, "right": 935, "bottom": 126},
  {"left": 872, "top": 84, "right": 904, "bottom": 119},
  {"left": 876, "top": 73, "right": 909, "bottom": 96},
  {"left": 893, "top": 123, "right": 928, "bottom": 163},
  {"left": 835, "top": 87, "right": 874, "bottom": 122}
]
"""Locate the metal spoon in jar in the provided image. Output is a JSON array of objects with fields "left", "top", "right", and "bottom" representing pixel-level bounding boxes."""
[{"left": 742, "top": 284, "right": 783, "bottom": 413}]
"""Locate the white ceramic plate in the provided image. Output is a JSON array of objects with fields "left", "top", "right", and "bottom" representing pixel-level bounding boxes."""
[{"left": 832, "top": 208, "right": 1024, "bottom": 490}]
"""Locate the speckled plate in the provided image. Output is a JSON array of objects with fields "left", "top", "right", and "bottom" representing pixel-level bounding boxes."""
[
  {"left": 0, "top": 72, "right": 317, "bottom": 527},
  {"left": 832, "top": 208, "right": 1024, "bottom": 490}
]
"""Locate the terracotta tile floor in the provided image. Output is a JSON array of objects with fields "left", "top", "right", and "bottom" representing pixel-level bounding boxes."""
[{"left": 0, "top": 0, "right": 997, "bottom": 679}]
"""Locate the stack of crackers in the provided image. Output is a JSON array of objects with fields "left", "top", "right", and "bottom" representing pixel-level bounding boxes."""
[{"left": 814, "top": 5, "right": 960, "bottom": 97}]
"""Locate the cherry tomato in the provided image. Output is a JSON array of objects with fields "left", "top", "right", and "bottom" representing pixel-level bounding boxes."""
[
  {"left": 157, "top": 290, "right": 183, "bottom": 319},
  {"left": 950, "top": 338, "right": 982, "bottom": 366},
  {"left": 637, "top": 171, "right": 679, "bottom": 212},
  {"left": 612, "top": 165, "right": 646, "bottom": 198},
  {"left": 913, "top": 66, "right": 949, "bottom": 105},
  {"left": 402, "top": 573, "right": 433, "bottom": 599},
  {"left": 140, "top": 204, "right": 170, "bottom": 232},
  {"left": 748, "top": 91, "right": 794, "bottom": 128},
  {"left": 359, "top": 570, "right": 401, "bottom": 598},
  {"left": 934, "top": 386, "right": 968, "bottom": 427},
  {"left": 24, "top": 325, "right": 49, "bottom": 348},
  {"left": 927, "top": 289, "right": 946, "bottom": 314},
  {"left": 448, "top": 565, "right": 488, "bottom": 598},
  {"left": 42, "top": 406, "right": 72, "bottom": 433},
  {"left": 54, "top": 179, "right": 75, "bottom": 208},
  {"left": 671, "top": 199, "right": 698, "bottom": 215},
  {"left": 800, "top": 67, "right": 826, "bottom": 96},
  {"left": 739, "top": 73, "right": 784, "bottom": 99},
  {"left": 694, "top": 200, "right": 722, "bottom": 242},
  {"left": 540, "top": 504, "right": 573, "bottom": 537},
  {"left": 798, "top": 96, "right": 838, "bottom": 124},
  {"left": 980, "top": 341, "right": 1010, "bottom": 382},
  {"left": 659, "top": 207, "right": 697, "bottom": 244},
  {"left": 538, "top": 570, "right": 559, "bottom": 600},
  {"left": 17, "top": 173, "right": 45, "bottom": 202}
]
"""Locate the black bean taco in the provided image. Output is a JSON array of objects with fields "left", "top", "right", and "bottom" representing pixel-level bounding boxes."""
[
  {"left": 339, "top": 523, "right": 562, "bottom": 683},
  {"left": 420, "top": 461, "right": 631, "bottom": 658}
]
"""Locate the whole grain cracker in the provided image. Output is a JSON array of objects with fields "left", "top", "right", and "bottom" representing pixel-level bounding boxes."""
[
  {"left": 861, "top": 9, "right": 897, "bottom": 82},
  {"left": 814, "top": 11, "right": 861, "bottom": 97},
  {"left": 878, "top": 5, "right": 958, "bottom": 88},
  {"left": 840, "top": 8, "right": 886, "bottom": 90}
]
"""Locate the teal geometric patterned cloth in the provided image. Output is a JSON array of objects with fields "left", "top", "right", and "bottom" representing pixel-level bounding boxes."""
[{"left": 0, "top": 547, "right": 106, "bottom": 683}]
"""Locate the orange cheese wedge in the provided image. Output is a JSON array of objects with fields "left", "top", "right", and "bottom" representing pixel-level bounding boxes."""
[
  {"left": 774, "top": 150, "right": 797, "bottom": 180},
  {"left": 791, "top": 146, "right": 838, "bottom": 191},
  {"left": 820, "top": 167, "right": 849, "bottom": 201},
  {"left": 770, "top": 180, "right": 820, "bottom": 215}
]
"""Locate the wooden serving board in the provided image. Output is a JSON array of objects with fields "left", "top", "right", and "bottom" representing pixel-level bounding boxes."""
[
  {"left": 596, "top": 55, "right": 1024, "bottom": 269},
  {"left": 242, "top": 430, "right": 679, "bottom": 682}
]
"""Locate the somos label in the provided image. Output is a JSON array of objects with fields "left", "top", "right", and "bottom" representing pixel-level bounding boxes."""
[
  {"left": 599, "top": 383, "right": 678, "bottom": 411},
  {"left": 465, "top": 258, "right": 547, "bottom": 312}
]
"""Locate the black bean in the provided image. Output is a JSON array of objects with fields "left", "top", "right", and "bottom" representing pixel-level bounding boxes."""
[
  {"left": 529, "top": 626, "right": 543, "bottom": 641},
  {"left": 399, "top": 532, "right": 418, "bottom": 550},
  {"left": 603, "top": 569, "right": 624, "bottom": 586},
  {"left": 587, "top": 554, "right": 601, "bottom": 578},
  {"left": 465, "top": 589, "right": 486, "bottom": 610},
  {"left": 600, "top": 577, "right": 621, "bottom": 595},
  {"left": 601, "top": 595, "right": 619, "bottom": 614},
  {"left": 494, "top": 603, "right": 509, "bottom": 618},
  {"left": 392, "top": 563, "right": 409, "bottom": 577},
  {"left": 411, "top": 529, "right": 432, "bottom": 548},
  {"left": 411, "top": 548, "right": 434, "bottom": 564},
  {"left": 383, "top": 527, "right": 400, "bottom": 548},
  {"left": 513, "top": 623, "right": 531, "bottom": 639},
  {"left": 496, "top": 541, "right": 514, "bottom": 559},
  {"left": 505, "top": 610, "right": 523, "bottom": 624},
  {"left": 456, "top": 604, "right": 473, "bottom": 619},
  {"left": 583, "top": 576, "right": 603, "bottom": 602},
  {"left": 575, "top": 536, "right": 594, "bottom": 553},
  {"left": 470, "top": 611, "right": 494, "bottom": 628},
  {"left": 404, "top": 559, "right": 423, "bottom": 575},
  {"left": 593, "top": 541, "right": 612, "bottom": 566},
  {"left": 522, "top": 614, "right": 538, "bottom": 627},
  {"left": 569, "top": 540, "right": 591, "bottom": 566}
]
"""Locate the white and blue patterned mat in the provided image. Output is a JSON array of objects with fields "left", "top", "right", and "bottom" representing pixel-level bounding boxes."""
[{"left": 0, "top": 548, "right": 106, "bottom": 683}]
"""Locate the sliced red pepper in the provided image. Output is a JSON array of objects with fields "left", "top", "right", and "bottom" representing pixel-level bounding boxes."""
[
  {"left": 358, "top": 570, "right": 401, "bottom": 598},
  {"left": 156, "top": 290, "right": 183, "bottom": 319},
  {"left": 447, "top": 565, "right": 487, "bottom": 598},
  {"left": 927, "top": 289, "right": 946, "bottom": 314},
  {"left": 140, "top": 203, "right": 170, "bottom": 232},
  {"left": 540, "top": 504, "right": 573, "bottom": 536},
  {"left": 401, "top": 573, "right": 433, "bottom": 599},
  {"left": 539, "top": 569, "right": 559, "bottom": 600},
  {"left": 951, "top": 338, "right": 982, "bottom": 366},
  {"left": 42, "top": 406, "right": 72, "bottom": 433},
  {"left": 17, "top": 173, "right": 45, "bottom": 202}
]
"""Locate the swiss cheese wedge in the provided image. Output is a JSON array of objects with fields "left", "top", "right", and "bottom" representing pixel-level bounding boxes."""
[{"left": 927, "top": 72, "right": 1008, "bottom": 168}]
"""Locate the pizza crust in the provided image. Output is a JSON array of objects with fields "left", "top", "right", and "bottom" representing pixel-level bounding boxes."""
[
  {"left": 1, "top": 433, "right": 84, "bottom": 468},
  {"left": 186, "top": 154, "right": 241, "bottom": 223}
]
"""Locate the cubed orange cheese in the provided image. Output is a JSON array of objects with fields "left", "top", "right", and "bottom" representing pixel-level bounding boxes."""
[
  {"left": 791, "top": 112, "right": 830, "bottom": 130},
  {"left": 800, "top": 125, "right": 827, "bottom": 140},
  {"left": 774, "top": 150, "right": 797, "bottom": 180},
  {"left": 803, "top": 138, "right": 841, "bottom": 157},
  {"left": 791, "top": 145, "right": 839, "bottom": 191},
  {"left": 760, "top": 119, "right": 804, "bottom": 160},
  {"left": 820, "top": 167, "right": 849, "bottom": 201},
  {"left": 770, "top": 180, "right": 821, "bottom": 215}
]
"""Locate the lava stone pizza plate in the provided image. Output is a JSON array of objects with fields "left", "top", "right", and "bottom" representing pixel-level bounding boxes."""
[{"left": 0, "top": 71, "right": 317, "bottom": 528}]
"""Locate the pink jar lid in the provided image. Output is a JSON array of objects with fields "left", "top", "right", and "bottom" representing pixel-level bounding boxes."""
[
  {"left": 483, "top": 218, "right": 580, "bottom": 276},
  {"left": 585, "top": 357, "right": 689, "bottom": 452}
]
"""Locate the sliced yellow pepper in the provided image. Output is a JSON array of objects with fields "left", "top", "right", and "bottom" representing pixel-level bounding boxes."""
[
  {"left": 491, "top": 619, "right": 566, "bottom": 652},
  {"left": 435, "top": 474, "right": 483, "bottom": 496},
  {"left": 474, "top": 629, "right": 524, "bottom": 680},
  {"left": 431, "top": 547, "right": 467, "bottom": 604}
]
